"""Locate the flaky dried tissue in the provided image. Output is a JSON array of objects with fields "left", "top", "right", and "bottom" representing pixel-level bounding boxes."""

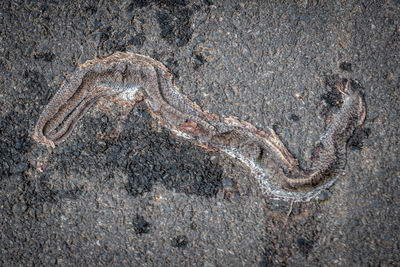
[{"left": 33, "top": 52, "right": 366, "bottom": 202}]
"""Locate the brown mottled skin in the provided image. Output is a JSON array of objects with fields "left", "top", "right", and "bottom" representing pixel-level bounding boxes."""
[
  {"left": 33, "top": 52, "right": 366, "bottom": 193},
  {"left": 282, "top": 79, "right": 366, "bottom": 188}
]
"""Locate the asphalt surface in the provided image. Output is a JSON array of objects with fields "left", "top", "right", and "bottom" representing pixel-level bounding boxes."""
[{"left": 0, "top": 0, "right": 399, "bottom": 265}]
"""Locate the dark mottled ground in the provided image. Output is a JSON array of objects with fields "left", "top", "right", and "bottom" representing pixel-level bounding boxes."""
[{"left": 1, "top": 0, "right": 399, "bottom": 265}]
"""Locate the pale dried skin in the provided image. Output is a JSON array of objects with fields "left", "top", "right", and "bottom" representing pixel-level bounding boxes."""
[{"left": 33, "top": 52, "right": 366, "bottom": 201}]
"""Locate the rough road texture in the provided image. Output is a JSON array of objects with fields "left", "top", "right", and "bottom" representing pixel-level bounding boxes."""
[{"left": 0, "top": 0, "right": 399, "bottom": 265}]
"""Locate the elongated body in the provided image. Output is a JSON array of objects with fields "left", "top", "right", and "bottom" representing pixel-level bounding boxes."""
[{"left": 34, "top": 52, "right": 366, "bottom": 201}]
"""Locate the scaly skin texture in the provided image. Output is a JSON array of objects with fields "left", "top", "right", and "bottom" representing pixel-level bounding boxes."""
[
  {"left": 282, "top": 80, "right": 366, "bottom": 189},
  {"left": 33, "top": 52, "right": 366, "bottom": 198}
]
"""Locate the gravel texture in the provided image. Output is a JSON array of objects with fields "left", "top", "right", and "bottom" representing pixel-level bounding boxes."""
[{"left": 0, "top": 0, "right": 399, "bottom": 265}]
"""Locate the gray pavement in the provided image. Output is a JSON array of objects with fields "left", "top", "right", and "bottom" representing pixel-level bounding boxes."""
[{"left": 0, "top": 0, "right": 399, "bottom": 265}]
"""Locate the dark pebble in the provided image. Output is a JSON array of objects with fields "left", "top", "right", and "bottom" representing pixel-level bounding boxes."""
[{"left": 339, "top": 62, "right": 352, "bottom": 72}]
